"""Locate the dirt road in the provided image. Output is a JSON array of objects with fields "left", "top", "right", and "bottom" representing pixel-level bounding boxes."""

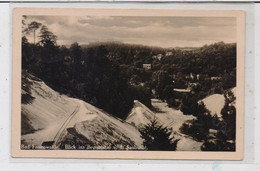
[{"left": 52, "top": 103, "right": 80, "bottom": 146}]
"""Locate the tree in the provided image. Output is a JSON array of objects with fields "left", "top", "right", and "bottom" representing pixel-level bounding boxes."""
[
  {"left": 140, "top": 118, "right": 178, "bottom": 151},
  {"left": 38, "top": 25, "right": 57, "bottom": 46},
  {"left": 22, "top": 36, "right": 34, "bottom": 69},
  {"left": 179, "top": 102, "right": 213, "bottom": 141},
  {"left": 180, "top": 93, "right": 198, "bottom": 115},
  {"left": 24, "top": 21, "right": 42, "bottom": 44},
  {"left": 152, "top": 70, "right": 172, "bottom": 99},
  {"left": 70, "top": 42, "right": 83, "bottom": 62},
  {"left": 59, "top": 45, "right": 70, "bottom": 58},
  {"left": 38, "top": 25, "right": 59, "bottom": 61},
  {"left": 69, "top": 42, "right": 83, "bottom": 80},
  {"left": 220, "top": 90, "right": 236, "bottom": 140},
  {"left": 201, "top": 90, "right": 236, "bottom": 151},
  {"left": 162, "top": 85, "right": 174, "bottom": 101},
  {"left": 22, "top": 15, "right": 28, "bottom": 35},
  {"left": 222, "top": 69, "right": 236, "bottom": 90}
]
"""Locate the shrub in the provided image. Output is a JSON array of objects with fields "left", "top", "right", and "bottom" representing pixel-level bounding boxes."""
[
  {"left": 140, "top": 119, "right": 178, "bottom": 151},
  {"left": 179, "top": 120, "right": 208, "bottom": 142},
  {"left": 201, "top": 90, "right": 236, "bottom": 151},
  {"left": 180, "top": 93, "right": 198, "bottom": 115},
  {"left": 201, "top": 139, "right": 235, "bottom": 151}
]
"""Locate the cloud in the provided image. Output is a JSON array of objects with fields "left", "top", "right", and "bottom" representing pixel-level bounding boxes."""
[{"left": 25, "top": 15, "right": 236, "bottom": 48}]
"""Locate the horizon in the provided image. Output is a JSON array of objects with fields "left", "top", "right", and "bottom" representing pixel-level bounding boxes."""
[
  {"left": 62, "top": 41, "right": 236, "bottom": 50},
  {"left": 24, "top": 16, "right": 237, "bottom": 48}
]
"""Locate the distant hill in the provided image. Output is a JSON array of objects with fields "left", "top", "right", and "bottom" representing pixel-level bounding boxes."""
[{"left": 174, "top": 47, "right": 200, "bottom": 51}]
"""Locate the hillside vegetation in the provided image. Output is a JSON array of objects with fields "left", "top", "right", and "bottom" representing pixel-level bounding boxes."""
[
  {"left": 22, "top": 23, "right": 236, "bottom": 119},
  {"left": 21, "top": 18, "right": 237, "bottom": 152}
]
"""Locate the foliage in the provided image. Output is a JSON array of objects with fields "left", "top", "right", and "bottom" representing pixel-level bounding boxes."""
[
  {"left": 152, "top": 70, "right": 172, "bottom": 99},
  {"left": 131, "top": 85, "right": 152, "bottom": 109},
  {"left": 21, "top": 18, "right": 237, "bottom": 120},
  {"left": 220, "top": 90, "right": 236, "bottom": 140},
  {"left": 38, "top": 25, "right": 57, "bottom": 46},
  {"left": 23, "top": 21, "right": 42, "bottom": 44},
  {"left": 179, "top": 102, "right": 213, "bottom": 141},
  {"left": 180, "top": 93, "right": 199, "bottom": 115},
  {"left": 201, "top": 90, "right": 236, "bottom": 151},
  {"left": 180, "top": 90, "right": 236, "bottom": 151},
  {"left": 140, "top": 119, "right": 178, "bottom": 151},
  {"left": 201, "top": 139, "right": 235, "bottom": 151},
  {"left": 180, "top": 120, "right": 208, "bottom": 142}
]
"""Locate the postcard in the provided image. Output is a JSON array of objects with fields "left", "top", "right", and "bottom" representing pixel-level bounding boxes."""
[{"left": 12, "top": 8, "right": 245, "bottom": 160}]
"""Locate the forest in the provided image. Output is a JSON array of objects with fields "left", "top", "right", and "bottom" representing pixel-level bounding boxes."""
[{"left": 22, "top": 18, "right": 237, "bottom": 151}]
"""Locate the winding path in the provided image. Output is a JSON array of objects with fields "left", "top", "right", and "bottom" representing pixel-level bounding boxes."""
[{"left": 52, "top": 103, "right": 80, "bottom": 147}]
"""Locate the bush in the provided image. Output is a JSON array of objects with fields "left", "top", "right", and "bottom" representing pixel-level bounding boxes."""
[
  {"left": 201, "top": 139, "right": 235, "bottom": 151},
  {"left": 180, "top": 93, "right": 198, "bottom": 115},
  {"left": 179, "top": 102, "right": 214, "bottom": 141},
  {"left": 179, "top": 120, "right": 208, "bottom": 142},
  {"left": 167, "top": 98, "right": 180, "bottom": 108},
  {"left": 140, "top": 119, "right": 179, "bottom": 151},
  {"left": 131, "top": 85, "right": 152, "bottom": 109},
  {"left": 220, "top": 90, "right": 236, "bottom": 140},
  {"left": 201, "top": 90, "right": 236, "bottom": 151}
]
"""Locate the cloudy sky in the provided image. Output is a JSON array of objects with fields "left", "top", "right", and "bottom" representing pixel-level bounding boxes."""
[{"left": 25, "top": 15, "right": 236, "bottom": 48}]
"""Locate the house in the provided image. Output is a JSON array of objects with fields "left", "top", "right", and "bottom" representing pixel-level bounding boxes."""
[
  {"left": 211, "top": 77, "right": 222, "bottom": 80},
  {"left": 209, "top": 129, "right": 218, "bottom": 135},
  {"left": 208, "top": 129, "right": 218, "bottom": 138},
  {"left": 143, "top": 64, "right": 151, "bottom": 70},
  {"left": 152, "top": 54, "right": 163, "bottom": 60},
  {"left": 190, "top": 73, "right": 194, "bottom": 80},
  {"left": 173, "top": 88, "right": 191, "bottom": 93},
  {"left": 188, "top": 82, "right": 199, "bottom": 88},
  {"left": 189, "top": 73, "right": 200, "bottom": 80},
  {"left": 196, "top": 74, "right": 200, "bottom": 80},
  {"left": 166, "top": 51, "right": 173, "bottom": 56}
]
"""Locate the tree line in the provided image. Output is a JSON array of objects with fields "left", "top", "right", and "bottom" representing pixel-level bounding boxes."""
[
  {"left": 22, "top": 18, "right": 152, "bottom": 119},
  {"left": 22, "top": 17, "right": 236, "bottom": 121}
]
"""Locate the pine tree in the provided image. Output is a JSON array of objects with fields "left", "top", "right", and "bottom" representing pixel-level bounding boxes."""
[
  {"left": 23, "top": 21, "right": 42, "bottom": 44},
  {"left": 140, "top": 118, "right": 178, "bottom": 151}
]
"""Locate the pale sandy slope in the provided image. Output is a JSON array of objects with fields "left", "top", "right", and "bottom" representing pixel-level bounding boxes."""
[
  {"left": 151, "top": 99, "right": 202, "bottom": 151},
  {"left": 125, "top": 100, "right": 163, "bottom": 129},
  {"left": 22, "top": 77, "right": 78, "bottom": 145},
  {"left": 126, "top": 99, "right": 202, "bottom": 151},
  {"left": 202, "top": 87, "right": 236, "bottom": 117},
  {"left": 22, "top": 76, "right": 143, "bottom": 149},
  {"left": 22, "top": 73, "right": 234, "bottom": 150},
  {"left": 71, "top": 100, "right": 144, "bottom": 149},
  {"left": 202, "top": 94, "right": 225, "bottom": 117}
]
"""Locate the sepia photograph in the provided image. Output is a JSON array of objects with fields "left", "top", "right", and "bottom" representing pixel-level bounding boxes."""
[{"left": 12, "top": 8, "right": 245, "bottom": 159}]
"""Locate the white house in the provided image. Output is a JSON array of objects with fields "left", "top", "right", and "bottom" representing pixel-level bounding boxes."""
[
  {"left": 210, "top": 77, "right": 222, "bottom": 80},
  {"left": 166, "top": 51, "right": 173, "bottom": 56},
  {"left": 143, "top": 64, "right": 151, "bottom": 70}
]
